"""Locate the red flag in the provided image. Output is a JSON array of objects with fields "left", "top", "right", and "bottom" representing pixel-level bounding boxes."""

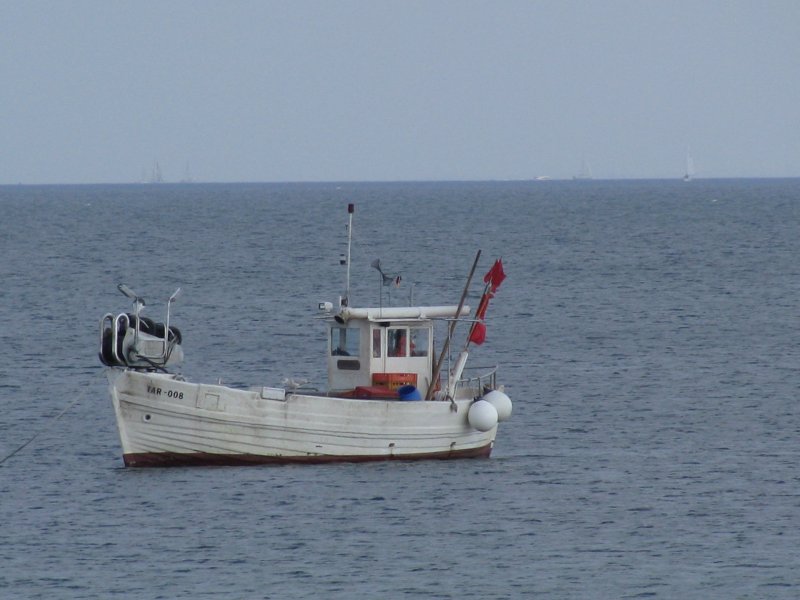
[
  {"left": 468, "top": 321, "right": 487, "bottom": 345},
  {"left": 468, "top": 258, "right": 506, "bottom": 347},
  {"left": 484, "top": 259, "right": 506, "bottom": 292},
  {"left": 474, "top": 293, "right": 492, "bottom": 321}
]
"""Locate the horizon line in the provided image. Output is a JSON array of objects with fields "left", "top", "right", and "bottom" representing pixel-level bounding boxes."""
[{"left": 2, "top": 175, "right": 800, "bottom": 187}]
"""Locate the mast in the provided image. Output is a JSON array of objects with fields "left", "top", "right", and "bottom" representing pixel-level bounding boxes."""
[
  {"left": 343, "top": 203, "right": 354, "bottom": 307},
  {"left": 425, "top": 249, "right": 481, "bottom": 401}
]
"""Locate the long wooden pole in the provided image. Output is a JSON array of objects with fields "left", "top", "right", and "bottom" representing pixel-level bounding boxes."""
[{"left": 425, "top": 249, "right": 481, "bottom": 400}]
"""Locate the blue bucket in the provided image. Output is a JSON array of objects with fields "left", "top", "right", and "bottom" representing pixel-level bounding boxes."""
[{"left": 397, "top": 385, "right": 422, "bottom": 401}]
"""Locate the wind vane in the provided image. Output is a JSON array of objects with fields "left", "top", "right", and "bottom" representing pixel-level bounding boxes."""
[{"left": 371, "top": 259, "right": 402, "bottom": 287}]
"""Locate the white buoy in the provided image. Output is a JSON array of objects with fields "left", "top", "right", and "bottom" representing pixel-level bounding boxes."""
[
  {"left": 468, "top": 400, "right": 498, "bottom": 432},
  {"left": 482, "top": 390, "right": 512, "bottom": 422}
]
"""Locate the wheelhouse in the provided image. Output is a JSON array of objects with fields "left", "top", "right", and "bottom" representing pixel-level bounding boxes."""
[{"left": 325, "top": 305, "right": 468, "bottom": 399}]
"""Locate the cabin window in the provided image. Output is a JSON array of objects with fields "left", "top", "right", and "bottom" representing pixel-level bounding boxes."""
[
  {"left": 372, "top": 329, "right": 381, "bottom": 358},
  {"left": 388, "top": 328, "right": 408, "bottom": 357},
  {"left": 410, "top": 327, "right": 429, "bottom": 357},
  {"left": 337, "top": 359, "right": 361, "bottom": 370},
  {"left": 331, "top": 327, "right": 359, "bottom": 357}
]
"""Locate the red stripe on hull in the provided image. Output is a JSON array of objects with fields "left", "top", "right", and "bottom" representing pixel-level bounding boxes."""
[{"left": 122, "top": 444, "right": 493, "bottom": 467}]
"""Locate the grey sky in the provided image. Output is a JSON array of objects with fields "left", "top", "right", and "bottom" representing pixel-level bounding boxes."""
[{"left": 2, "top": 1, "right": 799, "bottom": 184}]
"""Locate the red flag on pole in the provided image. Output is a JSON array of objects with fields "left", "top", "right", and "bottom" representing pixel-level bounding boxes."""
[
  {"left": 467, "top": 259, "right": 507, "bottom": 346},
  {"left": 468, "top": 321, "right": 486, "bottom": 345},
  {"left": 474, "top": 293, "right": 492, "bottom": 321},
  {"left": 483, "top": 259, "right": 506, "bottom": 292}
]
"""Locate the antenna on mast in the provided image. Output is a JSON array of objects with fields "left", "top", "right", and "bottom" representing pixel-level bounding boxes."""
[{"left": 343, "top": 203, "right": 354, "bottom": 307}]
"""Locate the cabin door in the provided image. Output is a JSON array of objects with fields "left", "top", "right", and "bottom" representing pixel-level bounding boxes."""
[{"left": 370, "top": 325, "right": 432, "bottom": 395}]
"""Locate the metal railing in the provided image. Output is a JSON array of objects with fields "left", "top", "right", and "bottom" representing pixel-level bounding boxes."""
[{"left": 454, "top": 364, "right": 497, "bottom": 393}]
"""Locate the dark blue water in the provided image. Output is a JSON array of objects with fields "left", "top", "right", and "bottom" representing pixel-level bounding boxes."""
[{"left": 1, "top": 179, "right": 799, "bottom": 598}]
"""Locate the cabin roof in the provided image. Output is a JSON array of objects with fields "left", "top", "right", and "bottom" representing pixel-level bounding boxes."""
[{"left": 336, "top": 305, "right": 470, "bottom": 323}]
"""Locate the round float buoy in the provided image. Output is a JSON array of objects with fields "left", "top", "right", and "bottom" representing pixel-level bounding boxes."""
[
  {"left": 482, "top": 390, "right": 512, "bottom": 422},
  {"left": 468, "top": 400, "right": 498, "bottom": 432}
]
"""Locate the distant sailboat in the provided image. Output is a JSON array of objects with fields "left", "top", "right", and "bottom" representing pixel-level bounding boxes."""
[
  {"left": 573, "top": 156, "right": 593, "bottom": 180},
  {"left": 149, "top": 161, "right": 164, "bottom": 184},
  {"left": 180, "top": 162, "right": 194, "bottom": 184},
  {"left": 683, "top": 149, "right": 695, "bottom": 182}
]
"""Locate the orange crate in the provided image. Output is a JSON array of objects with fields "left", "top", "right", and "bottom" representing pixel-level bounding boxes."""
[{"left": 372, "top": 372, "right": 418, "bottom": 390}]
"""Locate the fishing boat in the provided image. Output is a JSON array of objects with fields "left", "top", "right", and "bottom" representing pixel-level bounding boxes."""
[{"left": 98, "top": 204, "right": 512, "bottom": 467}]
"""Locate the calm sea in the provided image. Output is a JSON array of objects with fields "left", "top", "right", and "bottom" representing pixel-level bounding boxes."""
[{"left": 1, "top": 179, "right": 799, "bottom": 598}]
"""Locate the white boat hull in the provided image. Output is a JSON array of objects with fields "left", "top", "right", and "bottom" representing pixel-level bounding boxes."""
[{"left": 108, "top": 370, "right": 497, "bottom": 467}]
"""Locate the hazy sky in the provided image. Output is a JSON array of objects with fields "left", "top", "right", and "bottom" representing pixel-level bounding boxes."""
[{"left": 2, "top": 1, "right": 799, "bottom": 183}]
